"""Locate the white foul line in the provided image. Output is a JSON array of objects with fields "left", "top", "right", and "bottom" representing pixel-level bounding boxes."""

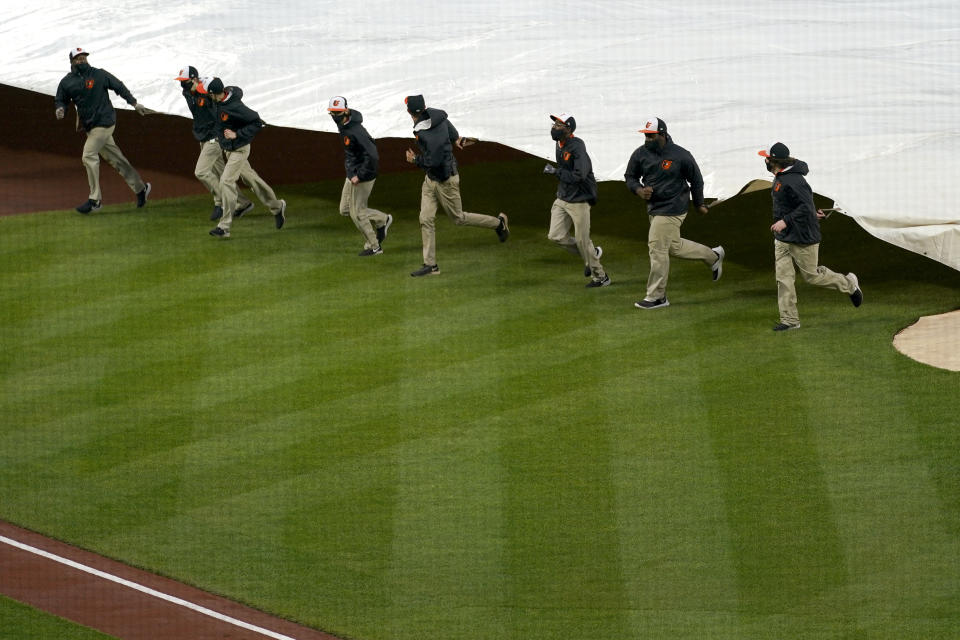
[{"left": 0, "top": 534, "right": 298, "bottom": 640}]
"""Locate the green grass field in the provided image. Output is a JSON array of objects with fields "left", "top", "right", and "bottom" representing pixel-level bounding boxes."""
[{"left": 1, "top": 158, "right": 958, "bottom": 639}]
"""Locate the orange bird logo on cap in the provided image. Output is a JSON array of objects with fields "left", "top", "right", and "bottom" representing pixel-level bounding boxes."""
[{"left": 646, "top": 121, "right": 653, "bottom": 129}]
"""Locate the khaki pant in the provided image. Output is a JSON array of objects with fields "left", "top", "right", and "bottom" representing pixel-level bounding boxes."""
[
  {"left": 646, "top": 213, "right": 717, "bottom": 300},
  {"left": 216, "top": 144, "right": 283, "bottom": 232},
  {"left": 339, "top": 178, "right": 389, "bottom": 250},
  {"left": 82, "top": 125, "right": 145, "bottom": 201},
  {"left": 774, "top": 239, "right": 856, "bottom": 325},
  {"left": 548, "top": 199, "right": 606, "bottom": 279},
  {"left": 419, "top": 173, "right": 500, "bottom": 266},
  {"left": 195, "top": 139, "right": 250, "bottom": 209}
]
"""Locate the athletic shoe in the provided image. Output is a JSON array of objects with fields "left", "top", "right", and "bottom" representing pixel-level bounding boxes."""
[
  {"left": 376, "top": 214, "right": 393, "bottom": 244},
  {"left": 585, "top": 274, "right": 611, "bottom": 288},
  {"left": 410, "top": 264, "right": 440, "bottom": 277},
  {"left": 635, "top": 297, "right": 670, "bottom": 309},
  {"left": 136, "top": 182, "right": 151, "bottom": 208},
  {"left": 358, "top": 247, "right": 383, "bottom": 256},
  {"left": 848, "top": 273, "right": 862, "bottom": 307},
  {"left": 76, "top": 199, "right": 102, "bottom": 214},
  {"left": 585, "top": 245, "right": 603, "bottom": 277},
  {"left": 773, "top": 322, "right": 800, "bottom": 331},
  {"left": 274, "top": 200, "right": 286, "bottom": 229},
  {"left": 711, "top": 245, "right": 725, "bottom": 281},
  {"left": 496, "top": 213, "right": 510, "bottom": 242},
  {"left": 210, "top": 205, "right": 223, "bottom": 221},
  {"left": 235, "top": 201, "right": 254, "bottom": 218},
  {"left": 209, "top": 227, "right": 229, "bottom": 238}
]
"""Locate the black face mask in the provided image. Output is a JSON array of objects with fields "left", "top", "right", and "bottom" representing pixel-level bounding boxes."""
[
  {"left": 71, "top": 62, "right": 90, "bottom": 74},
  {"left": 765, "top": 159, "right": 774, "bottom": 172},
  {"left": 550, "top": 128, "right": 566, "bottom": 141},
  {"left": 330, "top": 113, "right": 347, "bottom": 126},
  {"left": 181, "top": 80, "right": 193, "bottom": 91},
  {"left": 644, "top": 138, "right": 660, "bottom": 150}
]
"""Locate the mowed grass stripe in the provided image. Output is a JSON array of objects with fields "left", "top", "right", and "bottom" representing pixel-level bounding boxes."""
[{"left": 2, "top": 163, "right": 959, "bottom": 640}]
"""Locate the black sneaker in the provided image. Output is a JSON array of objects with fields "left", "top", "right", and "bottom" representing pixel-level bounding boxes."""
[
  {"left": 376, "top": 214, "right": 394, "bottom": 244},
  {"left": 235, "top": 201, "right": 254, "bottom": 218},
  {"left": 209, "top": 227, "right": 229, "bottom": 238},
  {"left": 585, "top": 245, "right": 603, "bottom": 277},
  {"left": 635, "top": 297, "right": 670, "bottom": 309},
  {"left": 711, "top": 245, "right": 725, "bottom": 281},
  {"left": 585, "top": 274, "right": 610, "bottom": 288},
  {"left": 76, "top": 199, "right": 102, "bottom": 214},
  {"left": 848, "top": 273, "right": 862, "bottom": 307},
  {"left": 359, "top": 247, "right": 383, "bottom": 256},
  {"left": 410, "top": 264, "right": 440, "bottom": 277},
  {"left": 210, "top": 205, "right": 223, "bottom": 221},
  {"left": 773, "top": 322, "right": 800, "bottom": 331},
  {"left": 136, "top": 182, "right": 151, "bottom": 208},
  {"left": 274, "top": 199, "right": 286, "bottom": 229},
  {"left": 496, "top": 213, "right": 509, "bottom": 242}
]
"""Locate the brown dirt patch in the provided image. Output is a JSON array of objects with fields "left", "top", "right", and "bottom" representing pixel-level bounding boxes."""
[
  {"left": 893, "top": 309, "right": 960, "bottom": 371},
  {"left": 0, "top": 520, "right": 342, "bottom": 639}
]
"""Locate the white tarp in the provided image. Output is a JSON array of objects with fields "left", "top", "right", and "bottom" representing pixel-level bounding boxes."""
[{"left": 2, "top": 1, "right": 958, "bottom": 270}]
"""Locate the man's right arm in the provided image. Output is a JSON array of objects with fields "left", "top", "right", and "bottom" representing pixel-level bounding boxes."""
[
  {"left": 54, "top": 79, "right": 68, "bottom": 119},
  {"left": 624, "top": 149, "right": 645, "bottom": 194}
]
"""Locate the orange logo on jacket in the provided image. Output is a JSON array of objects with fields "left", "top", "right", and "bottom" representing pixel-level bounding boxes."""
[
  {"left": 774, "top": 183, "right": 782, "bottom": 192},
  {"left": 344, "top": 136, "right": 350, "bottom": 146},
  {"left": 197, "top": 97, "right": 206, "bottom": 107},
  {"left": 220, "top": 113, "right": 229, "bottom": 121},
  {"left": 85, "top": 79, "right": 95, "bottom": 89},
  {"left": 661, "top": 160, "right": 673, "bottom": 170},
  {"left": 563, "top": 152, "right": 571, "bottom": 162}
]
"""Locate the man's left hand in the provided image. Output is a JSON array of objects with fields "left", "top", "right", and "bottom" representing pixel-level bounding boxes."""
[
  {"left": 224, "top": 129, "right": 237, "bottom": 140},
  {"left": 698, "top": 205, "right": 709, "bottom": 215},
  {"left": 771, "top": 219, "right": 787, "bottom": 233}
]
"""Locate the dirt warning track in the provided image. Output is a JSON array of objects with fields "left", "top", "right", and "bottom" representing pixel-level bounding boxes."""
[{"left": 0, "top": 520, "right": 342, "bottom": 640}]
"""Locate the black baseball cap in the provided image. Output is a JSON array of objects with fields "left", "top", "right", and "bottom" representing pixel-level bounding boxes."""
[
  {"left": 549, "top": 113, "right": 576, "bottom": 132},
  {"left": 758, "top": 142, "right": 790, "bottom": 159},
  {"left": 405, "top": 95, "right": 425, "bottom": 115}
]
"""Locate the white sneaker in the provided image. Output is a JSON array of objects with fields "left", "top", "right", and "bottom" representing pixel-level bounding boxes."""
[{"left": 711, "top": 246, "right": 725, "bottom": 281}]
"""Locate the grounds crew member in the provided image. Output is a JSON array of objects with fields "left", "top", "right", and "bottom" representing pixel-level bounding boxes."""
[
  {"left": 175, "top": 65, "right": 252, "bottom": 221},
  {"left": 198, "top": 77, "right": 286, "bottom": 238},
  {"left": 54, "top": 47, "right": 151, "bottom": 214},
  {"left": 760, "top": 142, "right": 862, "bottom": 331},
  {"left": 543, "top": 113, "right": 609, "bottom": 287},
  {"left": 625, "top": 116, "right": 724, "bottom": 309},
  {"left": 328, "top": 96, "right": 392, "bottom": 256},
  {"left": 403, "top": 94, "right": 509, "bottom": 277}
]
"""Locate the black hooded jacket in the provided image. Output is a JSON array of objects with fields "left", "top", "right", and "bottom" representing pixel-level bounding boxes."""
[
  {"left": 212, "top": 87, "right": 264, "bottom": 151},
  {"left": 624, "top": 135, "right": 705, "bottom": 215},
  {"left": 412, "top": 108, "right": 458, "bottom": 182},
  {"left": 554, "top": 135, "right": 598, "bottom": 204},
  {"left": 334, "top": 110, "right": 378, "bottom": 182},
  {"left": 181, "top": 87, "right": 218, "bottom": 143},
  {"left": 770, "top": 160, "right": 821, "bottom": 245},
  {"left": 54, "top": 65, "right": 137, "bottom": 132}
]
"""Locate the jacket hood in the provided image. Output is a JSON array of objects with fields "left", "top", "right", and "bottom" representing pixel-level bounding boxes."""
[
  {"left": 414, "top": 107, "right": 447, "bottom": 131},
  {"left": 779, "top": 159, "right": 809, "bottom": 176},
  {"left": 348, "top": 109, "right": 363, "bottom": 125},
  {"left": 223, "top": 86, "right": 243, "bottom": 103}
]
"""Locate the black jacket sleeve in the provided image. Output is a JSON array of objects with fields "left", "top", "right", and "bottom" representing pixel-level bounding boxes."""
[{"left": 104, "top": 71, "right": 137, "bottom": 106}]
